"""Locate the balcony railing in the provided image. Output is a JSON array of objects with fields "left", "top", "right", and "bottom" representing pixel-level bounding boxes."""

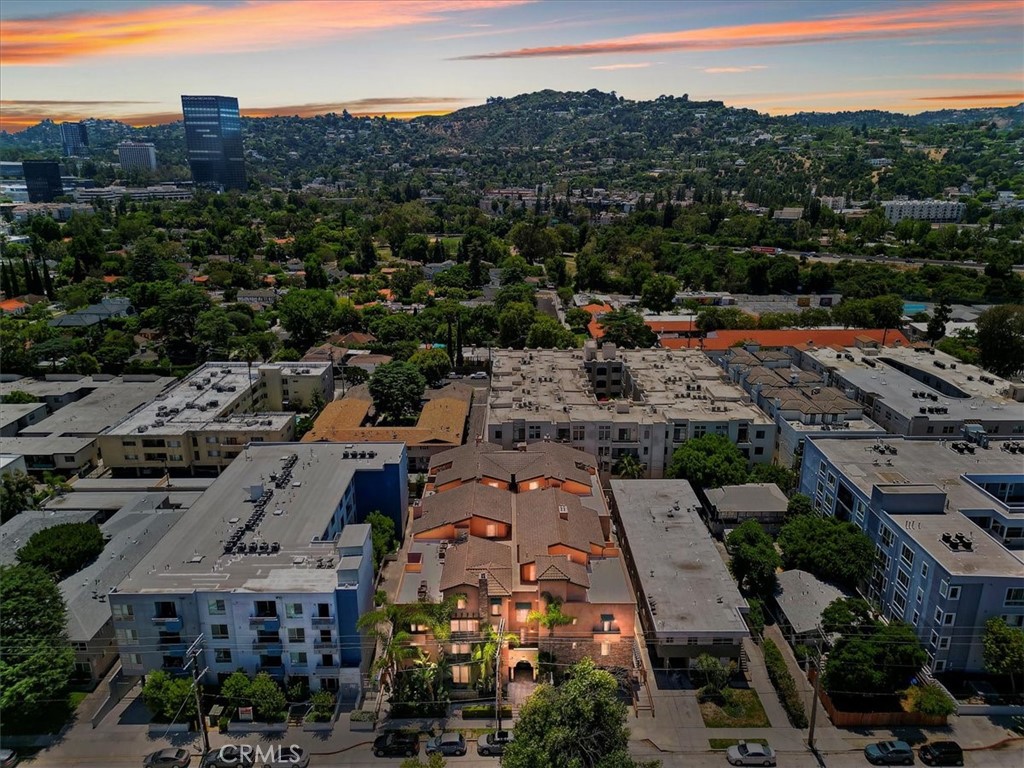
[
  {"left": 253, "top": 639, "right": 283, "bottom": 653},
  {"left": 316, "top": 661, "right": 339, "bottom": 671},
  {"left": 593, "top": 625, "right": 621, "bottom": 635},
  {"left": 249, "top": 615, "right": 280, "bottom": 630},
  {"left": 313, "top": 640, "right": 336, "bottom": 651},
  {"left": 151, "top": 617, "right": 182, "bottom": 632},
  {"left": 311, "top": 616, "right": 334, "bottom": 627}
]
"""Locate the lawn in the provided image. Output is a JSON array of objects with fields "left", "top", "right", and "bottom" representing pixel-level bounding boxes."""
[
  {"left": 709, "top": 738, "right": 770, "bottom": 750},
  {"left": 69, "top": 691, "right": 88, "bottom": 709},
  {"left": 699, "top": 688, "right": 771, "bottom": 728}
]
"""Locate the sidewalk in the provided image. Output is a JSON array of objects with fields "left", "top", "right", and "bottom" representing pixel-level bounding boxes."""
[{"left": 742, "top": 636, "right": 791, "bottom": 729}]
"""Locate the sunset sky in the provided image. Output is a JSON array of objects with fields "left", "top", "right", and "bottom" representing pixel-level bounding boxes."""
[{"left": 1, "top": 0, "right": 1021, "bottom": 132}]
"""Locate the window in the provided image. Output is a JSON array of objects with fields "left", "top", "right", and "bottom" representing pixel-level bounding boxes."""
[
  {"left": 490, "top": 597, "right": 502, "bottom": 616},
  {"left": 211, "top": 624, "right": 229, "bottom": 640},
  {"left": 285, "top": 603, "right": 303, "bottom": 619},
  {"left": 900, "top": 544, "right": 914, "bottom": 568},
  {"left": 933, "top": 659, "right": 946, "bottom": 673},
  {"left": 912, "top": 610, "right": 920, "bottom": 626},
  {"left": 572, "top": 425, "right": 585, "bottom": 442},
  {"left": 938, "top": 636, "right": 950, "bottom": 650},
  {"left": 687, "top": 637, "right": 699, "bottom": 645},
  {"left": 208, "top": 599, "right": 226, "bottom": 615},
  {"left": 948, "top": 586, "right": 961, "bottom": 601},
  {"left": 125, "top": 653, "right": 142, "bottom": 667},
  {"left": 289, "top": 652, "right": 308, "bottom": 666},
  {"left": 493, "top": 430, "right": 502, "bottom": 440},
  {"left": 755, "top": 429, "right": 765, "bottom": 440},
  {"left": 930, "top": 630, "right": 939, "bottom": 648},
  {"left": 154, "top": 601, "right": 177, "bottom": 619},
  {"left": 896, "top": 569, "right": 910, "bottom": 591},
  {"left": 214, "top": 649, "right": 232, "bottom": 664},
  {"left": 600, "top": 642, "right": 610, "bottom": 656},
  {"left": 754, "top": 447, "right": 764, "bottom": 456},
  {"left": 112, "top": 603, "right": 134, "bottom": 621},
  {"left": 450, "top": 643, "right": 471, "bottom": 655},
  {"left": 917, "top": 588, "right": 924, "bottom": 605},
  {"left": 456, "top": 597, "right": 466, "bottom": 610},
  {"left": 254, "top": 600, "right": 277, "bottom": 617},
  {"left": 452, "top": 665, "right": 472, "bottom": 684},
  {"left": 934, "top": 608, "right": 944, "bottom": 624},
  {"left": 920, "top": 562, "right": 929, "bottom": 580},
  {"left": 1005, "top": 588, "right": 1024, "bottom": 607},
  {"left": 515, "top": 602, "right": 531, "bottom": 623},
  {"left": 208, "top": 450, "right": 221, "bottom": 458},
  {"left": 450, "top": 618, "right": 478, "bottom": 633},
  {"left": 598, "top": 426, "right": 611, "bottom": 441},
  {"left": 124, "top": 454, "right": 139, "bottom": 461},
  {"left": 287, "top": 628, "right": 305, "bottom": 643},
  {"left": 880, "top": 526, "right": 895, "bottom": 548},
  {"left": 943, "top": 612, "right": 956, "bottom": 626},
  {"left": 72, "top": 641, "right": 88, "bottom": 651},
  {"left": 1003, "top": 614, "right": 1024, "bottom": 628},
  {"left": 116, "top": 628, "right": 138, "bottom": 643},
  {"left": 939, "top": 580, "right": 949, "bottom": 598},
  {"left": 694, "top": 426, "right": 707, "bottom": 438},
  {"left": 893, "top": 592, "right": 906, "bottom": 613},
  {"left": 827, "top": 473, "right": 836, "bottom": 488}
]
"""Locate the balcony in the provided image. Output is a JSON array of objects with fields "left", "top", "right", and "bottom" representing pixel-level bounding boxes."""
[
  {"left": 253, "top": 639, "right": 283, "bottom": 653},
  {"left": 151, "top": 616, "right": 182, "bottom": 632},
  {"left": 316, "top": 661, "right": 339, "bottom": 671},
  {"left": 313, "top": 640, "right": 336, "bottom": 651},
  {"left": 249, "top": 615, "right": 280, "bottom": 631},
  {"left": 258, "top": 665, "right": 284, "bottom": 677},
  {"left": 311, "top": 616, "right": 334, "bottom": 627},
  {"left": 593, "top": 624, "right": 621, "bottom": 635}
]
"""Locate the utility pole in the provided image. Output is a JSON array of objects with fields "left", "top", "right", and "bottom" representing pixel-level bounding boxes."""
[
  {"left": 807, "top": 629, "right": 823, "bottom": 755},
  {"left": 184, "top": 635, "right": 210, "bottom": 755},
  {"left": 494, "top": 617, "right": 506, "bottom": 734}
]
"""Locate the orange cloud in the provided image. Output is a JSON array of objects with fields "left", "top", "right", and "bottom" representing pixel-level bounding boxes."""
[
  {"left": 1, "top": 0, "right": 531, "bottom": 65},
  {"left": 455, "top": 0, "right": 1020, "bottom": 59},
  {"left": 915, "top": 92, "right": 1024, "bottom": 102}
]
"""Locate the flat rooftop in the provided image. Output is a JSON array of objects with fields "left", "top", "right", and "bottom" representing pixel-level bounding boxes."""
[
  {"left": 489, "top": 347, "right": 771, "bottom": 425},
  {"left": 610, "top": 479, "right": 747, "bottom": 636},
  {"left": 803, "top": 345, "right": 1024, "bottom": 422},
  {"left": 3, "top": 435, "right": 96, "bottom": 456},
  {"left": 106, "top": 362, "right": 309, "bottom": 436},
  {"left": 116, "top": 442, "right": 405, "bottom": 594},
  {"left": 0, "top": 374, "right": 173, "bottom": 400},
  {"left": 19, "top": 378, "right": 174, "bottom": 437},
  {"left": 0, "top": 402, "right": 46, "bottom": 431}
]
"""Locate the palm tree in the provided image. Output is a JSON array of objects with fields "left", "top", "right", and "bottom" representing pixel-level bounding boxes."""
[
  {"left": 357, "top": 599, "right": 431, "bottom": 697},
  {"left": 613, "top": 454, "right": 646, "bottom": 479},
  {"left": 471, "top": 623, "right": 518, "bottom": 693},
  {"left": 230, "top": 339, "right": 262, "bottom": 411},
  {"left": 527, "top": 592, "right": 574, "bottom": 654}
]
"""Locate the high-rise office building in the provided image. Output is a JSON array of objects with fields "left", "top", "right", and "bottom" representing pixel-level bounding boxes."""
[
  {"left": 180, "top": 95, "right": 246, "bottom": 191},
  {"left": 117, "top": 141, "right": 157, "bottom": 172},
  {"left": 22, "top": 160, "right": 64, "bottom": 202},
  {"left": 60, "top": 122, "right": 88, "bottom": 156}
]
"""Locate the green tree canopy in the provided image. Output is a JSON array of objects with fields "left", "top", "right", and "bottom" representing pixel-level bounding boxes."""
[
  {"left": 277, "top": 289, "right": 339, "bottom": 350},
  {"left": 823, "top": 621, "right": 927, "bottom": 701},
  {"left": 641, "top": 274, "right": 679, "bottom": 314},
  {"left": 408, "top": 347, "right": 452, "bottom": 387},
  {"left": 597, "top": 308, "right": 657, "bottom": 349},
  {"left": 725, "top": 520, "right": 780, "bottom": 598},
  {"left": 0, "top": 564, "right": 75, "bottom": 722},
  {"left": 501, "top": 658, "right": 659, "bottom": 768},
  {"left": 982, "top": 617, "right": 1024, "bottom": 693},
  {"left": 525, "top": 315, "right": 575, "bottom": 349},
  {"left": 1, "top": 471, "right": 36, "bottom": 524},
  {"left": 777, "top": 514, "right": 875, "bottom": 590},
  {"left": 366, "top": 510, "right": 397, "bottom": 572},
  {"left": 16, "top": 522, "right": 105, "bottom": 580},
  {"left": 368, "top": 361, "right": 426, "bottom": 425},
  {"left": 976, "top": 304, "right": 1024, "bottom": 378},
  {"left": 142, "top": 669, "right": 197, "bottom": 723},
  {"left": 248, "top": 672, "right": 287, "bottom": 721},
  {"left": 667, "top": 434, "right": 750, "bottom": 488},
  {"left": 747, "top": 462, "right": 798, "bottom": 494},
  {"left": 785, "top": 493, "right": 813, "bottom": 519}
]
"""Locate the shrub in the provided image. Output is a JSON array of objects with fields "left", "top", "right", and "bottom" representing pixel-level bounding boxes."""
[
  {"left": 905, "top": 683, "right": 956, "bottom": 717},
  {"left": 307, "top": 690, "right": 336, "bottom": 722},
  {"left": 16, "top": 522, "right": 105, "bottom": 579},
  {"left": 349, "top": 709, "right": 377, "bottom": 723},
  {"left": 461, "top": 704, "right": 512, "bottom": 719},
  {"left": 746, "top": 598, "right": 766, "bottom": 638},
  {"left": 763, "top": 639, "right": 808, "bottom": 728}
]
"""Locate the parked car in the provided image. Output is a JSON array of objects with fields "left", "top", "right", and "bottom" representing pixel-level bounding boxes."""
[
  {"left": 201, "top": 747, "right": 253, "bottom": 768},
  {"left": 425, "top": 732, "right": 467, "bottom": 757},
  {"left": 726, "top": 741, "right": 777, "bottom": 766},
  {"left": 469, "top": 371, "right": 488, "bottom": 379},
  {"left": 447, "top": 372, "right": 463, "bottom": 379},
  {"left": 0, "top": 749, "right": 19, "bottom": 768},
  {"left": 477, "top": 730, "right": 514, "bottom": 756},
  {"left": 260, "top": 747, "right": 310, "bottom": 768},
  {"left": 919, "top": 741, "right": 963, "bottom": 766},
  {"left": 865, "top": 740, "right": 915, "bottom": 765},
  {"left": 373, "top": 732, "right": 420, "bottom": 758},
  {"left": 144, "top": 749, "right": 191, "bottom": 768}
]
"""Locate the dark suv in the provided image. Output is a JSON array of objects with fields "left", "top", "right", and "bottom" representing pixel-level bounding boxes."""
[
  {"left": 373, "top": 732, "right": 419, "bottom": 758},
  {"left": 919, "top": 741, "right": 963, "bottom": 766}
]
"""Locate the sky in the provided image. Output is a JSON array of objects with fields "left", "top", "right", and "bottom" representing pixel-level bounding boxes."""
[{"left": 0, "top": 0, "right": 1021, "bottom": 133}]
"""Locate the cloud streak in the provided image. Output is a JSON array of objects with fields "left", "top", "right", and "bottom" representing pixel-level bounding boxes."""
[
  {"left": 701, "top": 65, "right": 767, "bottom": 74},
  {"left": 454, "top": 1, "right": 1019, "bottom": 60},
  {"left": 1, "top": 0, "right": 531, "bottom": 65},
  {"left": 590, "top": 62, "right": 652, "bottom": 71}
]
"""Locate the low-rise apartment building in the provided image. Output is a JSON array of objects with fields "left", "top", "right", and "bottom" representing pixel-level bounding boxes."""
[
  {"left": 486, "top": 342, "right": 776, "bottom": 477},
  {"left": 799, "top": 437, "right": 1024, "bottom": 673},
  {"left": 883, "top": 200, "right": 965, "bottom": 224},
  {"left": 98, "top": 362, "right": 333, "bottom": 476},
  {"left": 109, "top": 442, "right": 407, "bottom": 701}
]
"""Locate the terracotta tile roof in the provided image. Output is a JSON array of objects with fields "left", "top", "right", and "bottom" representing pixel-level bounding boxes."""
[
  {"left": 0, "top": 299, "right": 28, "bottom": 312},
  {"left": 533, "top": 555, "right": 590, "bottom": 587},
  {"left": 645, "top": 318, "right": 697, "bottom": 333},
  {"left": 660, "top": 328, "right": 910, "bottom": 352},
  {"left": 440, "top": 536, "right": 513, "bottom": 595},
  {"left": 330, "top": 331, "right": 377, "bottom": 346},
  {"left": 515, "top": 488, "right": 604, "bottom": 564},
  {"left": 429, "top": 442, "right": 596, "bottom": 489},
  {"left": 412, "top": 483, "right": 513, "bottom": 535},
  {"left": 582, "top": 303, "right": 613, "bottom": 339}
]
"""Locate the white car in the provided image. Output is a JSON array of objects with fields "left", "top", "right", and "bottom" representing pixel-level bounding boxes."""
[
  {"left": 727, "top": 741, "right": 776, "bottom": 766},
  {"left": 469, "top": 371, "right": 488, "bottom": 380}
]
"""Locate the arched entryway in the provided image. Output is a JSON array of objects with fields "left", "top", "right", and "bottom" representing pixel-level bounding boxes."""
[{"left": 512, "top": 660, "right": 534, "bottom": 682}]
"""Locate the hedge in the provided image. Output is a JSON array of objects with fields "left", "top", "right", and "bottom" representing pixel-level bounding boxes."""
[
  {"left": 349, "top": 709, "right": 377, "bottom": 723},
  {"left": 762, "top": 639, "right": 809, "bottom": 728},
  {"left": 461, "top": 704, "right": 513, "bottom": 720}
]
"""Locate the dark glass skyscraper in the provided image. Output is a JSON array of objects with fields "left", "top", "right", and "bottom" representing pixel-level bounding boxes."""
[
  {"left": 181, "top": 95, "right": 246, "bottom": 191},
  {"left": 60, "top": 122, "right": 88, "bottom": 156},
  {"left": 22, "top": 160, "right": 64, "bottom": 202}
]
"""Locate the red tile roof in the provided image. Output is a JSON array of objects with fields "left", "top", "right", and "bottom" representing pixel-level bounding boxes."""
[
  {"left": 660, "top": 328, "right": 910, "bottom": 352},
  {"left": 0, "top": 299, "right": 28, "bottom": 313},
  {"left": 645, "top": 318, "right": 697, "bottom": 334},
  {"left": 582, "top": 303, "right": 613, "bottom": 339}
]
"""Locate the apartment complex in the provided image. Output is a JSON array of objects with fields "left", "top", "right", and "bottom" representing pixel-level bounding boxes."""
[
  {"left": 799, "top": 437, "right": 1024, "bottom": 673},
  {"left": 486, "top": 342, "right": 775, "bottom": 477},
  {"left": 396, "top": 442, "right": 635, "bottom": 684},
  {"left": 303, "top": 383, "right": 472, "bottom": 471},
  {"left": 793, "top": 344, "right": 1024, "bottom": 440},
  {"left": 609, "top": 479, "right": 749, "bottom": 667},
  {"left": 109, "top": 443, "right": 408, "bottom": 700},
  {"left": 882, "top": 200, "right": 965, "bottom": 224},
  {"left": 98, "top": 362, "right": 333, "bottom": 476}
]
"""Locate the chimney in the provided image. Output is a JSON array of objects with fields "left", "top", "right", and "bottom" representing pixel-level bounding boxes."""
[
  {"left": 509, "top": 472, "right": 518, "bottom": 493},
  {"left": 478, "top": 572, "right": 489, "bottom": 622}
]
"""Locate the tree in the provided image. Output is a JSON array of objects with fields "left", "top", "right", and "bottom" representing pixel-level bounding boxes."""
[
  {"left": 401, "top": 755, "right": 447, "bottom": 768},
  {"left": 824, "top": 621, "right": 927, "bottom": 701},
  {"left": 747, "top": 462, "right": 798, "bottom": 494},
  {"left": 16, "top": 522, "right": 105, "bottom": 580},
  {"left": 230, "top": 338, "right": 263, "bottom": 409},
  {"left": 194, "top": 309, "right": 234, "bottom": 359},
  {"left": 982, "top": 617, "right": 1024, "bottom": 693},
  {"left": 785, "top": 493, "right": 813, "bottom": 519},
  {"left": 726, "top": 520, "right": 780, "bottom": 598},
  {"left": 366, "top": 510, "right": 397, "bottom": 572},
  {"left": 525, "top": 315, "right": 575, "bottom": 348},
  {"left": 820, "top": 598, "right": 876, "bottom": 637},
  {"left": 142, "top": 670, "right": 197, "bottom": 722},
  {"left": 693, "top": 654, "right": 730, "bottom": 698},
  {"left": 777, "top": 514, "right": 875, "bottom": 590},
  {"left": 0, "top": 565, "right": 76, "bottom": 723},
  {"left": 501, "top": 658, "right": 659, "bottom": 768},
  {"left": 667, "top": 434, "right": 749, "bottom": 489},
  {"left": 975, "top": 304, "right": 1024, "bottom": 377},
  {"left": 0, "top": 390, "right": 37, "bottom": 405},
  {"left": 221, "top": 670, "right": 252, "bottom": 709},
  {"left": 368, "top": 361, "right": 426, "bottom": 425},
  {"left": 526, "top": 592, "right": 574, "bottom": 654},
  {"left": 597, "top": 308, "right": 657, "bottom": 349},
  {"left": 925, "top": 298, "right": 952, "bottom": 345},
  {"left": 1, "top": 471, "right": 36, "bottom": 524},
  {"left": 408, "top": 348, "right": 451, "bottom": 387},
  {"left": 248, "top": 672, "right": 287, "bottom": 721},
  {"left": 277, "top": 289, "right": 338, "bottom": 350},
  {"left": 498, "top": 302, "right": 536, "bottom": 348},
  {"left": 613, "top": 454, "right": 646, "bottom": 479},
  {"left": 641, "top": 274, "right": 679, "bottom": 314}
]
